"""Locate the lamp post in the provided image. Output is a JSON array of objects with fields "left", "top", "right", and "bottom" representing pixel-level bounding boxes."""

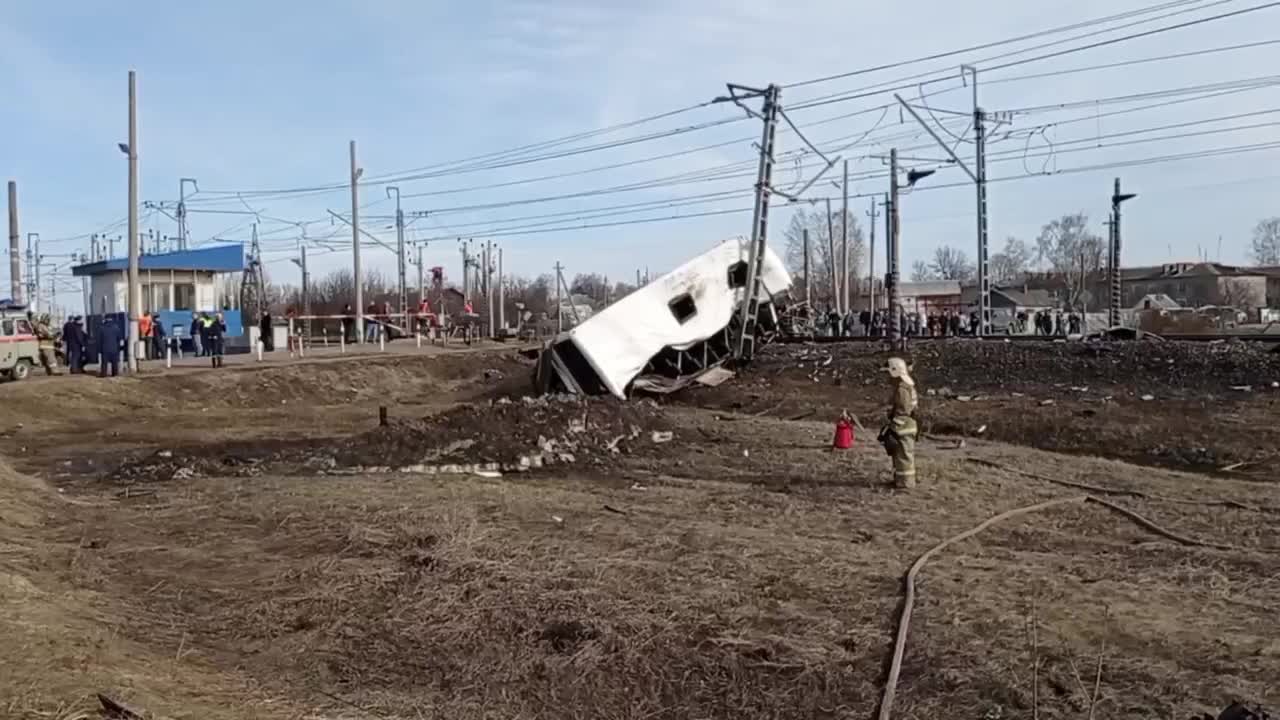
[{"left": 1108, "top": 179, "right": 1138, "bottom": 328}]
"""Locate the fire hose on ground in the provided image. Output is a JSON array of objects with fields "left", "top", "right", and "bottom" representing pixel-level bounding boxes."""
[{"left": 877, "top": 461, "right": 1271, "bottom": 720}]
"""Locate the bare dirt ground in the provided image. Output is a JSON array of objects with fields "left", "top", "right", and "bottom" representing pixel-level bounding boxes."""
[
  {"left": 1, "top": 341, "right": 1277, "bottom": 719},
  {"left": 678, "top": 340, "right": 1280, "bottom": 479}
]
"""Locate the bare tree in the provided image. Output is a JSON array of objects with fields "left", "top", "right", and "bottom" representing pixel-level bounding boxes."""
[
  {"left": 910, "top": 260, "right": 933, "bottom": 282},
  {"left": 1219, "top": 278, "right": 1262, "bottom": 310},
  {"left": 569, "top": 273, "right": 609, "bottom": 303},
  {"left": 1250, "top": 217, "right": 1280, "bottom": 265},
  {"left": 1035, "top": 213, "right": 1104, "bottom": 310},
  {"left": 782, "top": 207, "right": 866, "bottom": 309},
  {"left": 929, "top": 245, "right": 975, "bottom": 281},
  {"left": 990, "top": 236, "right": 1032, "bottom": 283}
]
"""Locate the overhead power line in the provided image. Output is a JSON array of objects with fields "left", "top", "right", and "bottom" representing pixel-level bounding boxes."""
[
  {"left": 783, "top": 0, "right": 1212, "bottom": 89},
  {"left": 413, "top": 134, "right": 1280, "bottom": 243},
  {"left": 983, "top": 1, "right": 1280, "bottom": 74},
  {"left": 786, "top": 0, "right": 1275, "bottom": 111},
  {"left": 177, "top": 1, "right": 1266, "bottom": 204}
]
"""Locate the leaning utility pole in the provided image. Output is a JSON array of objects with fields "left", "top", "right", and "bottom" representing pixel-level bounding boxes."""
[
  {"left": 728, "top": 83, "right": 781, "bottom": 360},
  {"left": 349, "top": 140, "right": 364, "bottom": 342},
  {"left": 7, "top": 181, "right": 19, "bottom": 304},
  {"left": 887, "top": 149, "right": 901, "bottom": 344},
  {"left": 867, "top": 197, "right": 879, "bottom": 311},
  {"left": 126, "top": 70, "right": 141, "bottom": 373},
  {"left": 388, "top": 186, "right": 407, "bottom": 317},
  {"left": 802, "top": 228, "right": 811, "bottom": 309},
  {"left": 825, "top": 197, "right": 837, "bottom": 312},
  {"left": 841, "top": 158, "right": 850, "bottom": 315}
]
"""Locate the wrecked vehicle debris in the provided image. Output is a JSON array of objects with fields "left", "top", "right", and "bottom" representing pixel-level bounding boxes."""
[{"left": 534, "top": 237, "right": 791, "bottom": 397}]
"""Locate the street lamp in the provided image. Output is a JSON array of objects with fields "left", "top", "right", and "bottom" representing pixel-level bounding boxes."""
[
  {"left": 1108, "top": 179, "right": 1138, "bottom": 328},
  {"left": 906, "top": 168, "right": 936, "bottom": 187}
]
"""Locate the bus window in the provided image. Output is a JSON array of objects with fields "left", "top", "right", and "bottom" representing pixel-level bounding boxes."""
[
  {"left": 14, "top": 319, "right": 33, "bottom": 335},
  {"left": 1, "top": 319, "right": 13, "bottom": 336}
]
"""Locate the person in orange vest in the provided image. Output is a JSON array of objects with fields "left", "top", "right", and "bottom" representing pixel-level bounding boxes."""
[
  {"left": 463, "top": 300, "right": 474, "bottom": 315},
  {"left": 138, "top": 312, "right": 153, "bottom": 360}
]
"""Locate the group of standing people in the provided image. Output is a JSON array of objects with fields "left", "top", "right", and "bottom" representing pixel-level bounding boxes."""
[
  {"left": 820, "top": 308, "right": 984, "bottom": 339},
  {"left": 189, "top": 311, "right": 228, "bottom": 367},
  {"left": 1012, "top": 310, "right": 1082, "bottom": 336}
]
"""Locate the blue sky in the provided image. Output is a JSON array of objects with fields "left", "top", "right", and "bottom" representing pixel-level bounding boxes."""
[{"left": 3, "top": 0, "right": 1279, "bottom": 312}]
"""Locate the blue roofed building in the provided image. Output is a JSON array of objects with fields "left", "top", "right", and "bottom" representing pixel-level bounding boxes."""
[{"left": 72, "top": 244, "right": 247, "bottom": 349}]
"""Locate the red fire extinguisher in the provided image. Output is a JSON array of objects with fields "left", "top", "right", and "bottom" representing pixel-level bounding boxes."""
[{"left": 833, "top": 412, "right": 855, "bottom": 450}]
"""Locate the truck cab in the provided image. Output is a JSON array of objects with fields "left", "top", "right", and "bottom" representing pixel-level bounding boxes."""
[{"left": 0, "top": 307, "right": 40, "bottom": 381}]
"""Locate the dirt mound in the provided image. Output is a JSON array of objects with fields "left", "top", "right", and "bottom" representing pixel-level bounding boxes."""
[
  {"left": 330, "top": 395, "right": 673, "bottom": 471},
  {"left": 107, "top": 396, "right": 674, "bottom": 483},
  {"left": 0, "top": 350, "right": 536, "bottom": 424}
]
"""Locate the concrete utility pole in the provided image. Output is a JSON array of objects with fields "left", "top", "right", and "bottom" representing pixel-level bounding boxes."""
[
  {"left": 894, "top": 67, "right": 991, "bottom": 335},
  {"left": 177, "top": 177, "right": 197, "bottom": 250},
  {"left": 1110, "top": 177, "right": 1137, "bottom": 328},
  {"left": 7, "top": 181, "right": 19, "bottom": 304},
  {"left": 485, "top": 240, "right": 494, "bottom": 338},
  {"left": 497, "top": 245, "right": 505, "bottom": 332},
  {"left": 825, "top": 197, "right": 837, "bottom": 312},
  {"left": 349, "top": 140, "right": 364, "bottom": 342},
  {"left": 802, "top": 228, "right": 811, "bottom": 309},
  {"left": 388, "top": 186, "right": 407, "bottom": 317},
  {"left": 867, "top": 197, "right": 879, "bottom": 311},
  {"left": 554, "top": 261, "right": 564, "bottom": 334},
  {"left": 887, "top": 149, "right": 901, "bottom": 344},
  {"left": 841, "top": 158, "right": 849, "bottom": 315},
  {"left": 883, "top": 193, "right": 891, "bottom": 304},
  {"left": 27, "top": 233, "right": 40, "bottom": 313},
  {"left": 459, "top": 241, "right": 468, "bottom": 304},
  {"left": 291, "top": 243, "right": 310, "bottom": 338},
  {"left": 126, "top": 70, "right": 141, "bottom": 373},
  {"left": 971, "top": 69, "right": 992, "bottom": 336},
  {"left": 416, "top": 243, "right": 425, "bottom": 302}
]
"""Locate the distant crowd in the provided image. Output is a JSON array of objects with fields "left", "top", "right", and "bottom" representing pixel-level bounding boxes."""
[{"left": 814, "top": 307, "right": 1085, "bottom": 337}]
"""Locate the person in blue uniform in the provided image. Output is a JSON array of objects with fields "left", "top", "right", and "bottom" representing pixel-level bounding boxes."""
[{"left": 97, "top": 317, "right": 123, "bottom": 377}]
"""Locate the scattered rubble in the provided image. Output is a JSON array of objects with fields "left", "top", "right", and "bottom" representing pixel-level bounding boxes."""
[{"left": 107, "top": 395, "right": 674, "bottom": 483}]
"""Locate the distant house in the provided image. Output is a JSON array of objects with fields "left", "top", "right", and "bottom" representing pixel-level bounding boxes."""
[
  {"left": 897, "top": 280, "right": 962, "bottom": 316},
  {"left": 960, "top": 285, "right": 1055, "bottom": 311},
  {"left": 1120, "top": 263, "right": 1267, "bottom": 310},
  {"left": 1023, "top": 262, "right": 1274, "bottom": 313},
  {"left": 1132, "top": 293, "right": 1179, "bottom": 310}
]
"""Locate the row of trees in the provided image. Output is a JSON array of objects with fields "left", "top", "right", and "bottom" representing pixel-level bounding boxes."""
[
  {"left": 780, "top": 207, "right": 867, "bottom": 310},
  {"left": 213, "top": 266, "right": 639, "bottom": 322},
  {"left": 779, "top": 206, "right": 1109, "bottom": 309},
  {"left": 909, "top": 213, "right": 1103, "bottom": 289},
  {"left": 909, "top": 215, "right": 1280, "bottom": 286}
]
